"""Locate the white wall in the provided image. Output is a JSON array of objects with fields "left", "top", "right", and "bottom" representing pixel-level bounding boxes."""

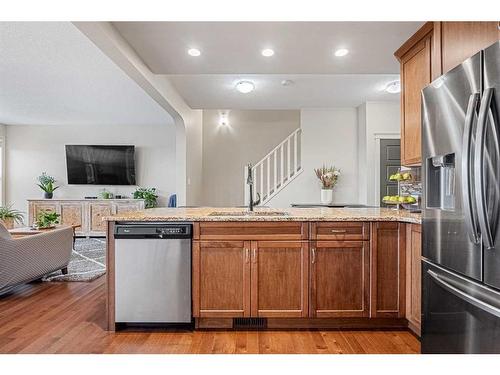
[
  {"left": 358, "top": 102, "right": 400, "bottom": 206},
  {"left": 5, "top": 123, "right": 176, "bottom": 214},
  {"left": 74, "top": 22, "right": 203, "bottom": 207},
  {"left": 268, "top": 108, "right": 359, "bottom": 208},
  {"left": 0, "top": 124, "right": 5, "bottom": 205},
  {"left": 202, "top": 110, "right": 300, "bottom": 206}
]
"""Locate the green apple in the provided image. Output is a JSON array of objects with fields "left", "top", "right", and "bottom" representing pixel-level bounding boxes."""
[
  {"left": 406, "top": 196, "right": 417, "bottom": 204},
  {"left": 402, "top": 172, "right": 412, "bottom": 180}
]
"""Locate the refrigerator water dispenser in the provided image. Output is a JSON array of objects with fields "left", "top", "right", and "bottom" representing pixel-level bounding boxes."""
[{"left": 426, "top": 153, "right": 455, "bottom": 210}]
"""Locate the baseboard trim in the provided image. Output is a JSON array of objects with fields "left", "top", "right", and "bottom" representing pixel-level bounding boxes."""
[{"left": 195, "top": 317, "right": 409, "bottom": 330}]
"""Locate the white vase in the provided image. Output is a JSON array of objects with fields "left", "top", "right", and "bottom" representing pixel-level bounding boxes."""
[{"left": 320, "top": 189, "right": 333, "bottom": 204}]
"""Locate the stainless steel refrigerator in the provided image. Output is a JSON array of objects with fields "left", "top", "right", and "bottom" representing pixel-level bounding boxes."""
[{"left": 421, "top": 41, "right": 500, "bottom": 353}]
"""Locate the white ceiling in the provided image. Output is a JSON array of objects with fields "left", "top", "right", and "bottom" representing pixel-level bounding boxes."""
[
  {"left": 0, "top": 22, "right": 172, "bottom": 126},
  {"left": 112, "top": 22, "right": 423, "bottom": 74},
  {"left": 168, "top": 74, "right": 401, "bottom": 109}
]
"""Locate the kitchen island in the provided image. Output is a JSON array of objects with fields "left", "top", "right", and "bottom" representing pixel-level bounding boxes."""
[{"left": 104, "top": 207, "right": 421, "bottom": 335}]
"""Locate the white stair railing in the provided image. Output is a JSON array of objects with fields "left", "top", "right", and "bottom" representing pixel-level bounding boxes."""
[{"left": 244, "top": 128, "right": 302, "bottom": 205}]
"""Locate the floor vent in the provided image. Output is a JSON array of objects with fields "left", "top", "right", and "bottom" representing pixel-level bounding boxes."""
[{"left": 233, "top": 317, "right": 267, "bottom": 330}]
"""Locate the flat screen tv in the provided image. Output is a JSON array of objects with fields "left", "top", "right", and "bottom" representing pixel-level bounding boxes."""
[{"left": 65, "top": 145, "right": 136, "bottom": 185}]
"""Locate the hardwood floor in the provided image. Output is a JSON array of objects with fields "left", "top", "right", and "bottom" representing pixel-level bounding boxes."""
[{"left": 0, "top": 277, "right": 420, "bottom": 354}]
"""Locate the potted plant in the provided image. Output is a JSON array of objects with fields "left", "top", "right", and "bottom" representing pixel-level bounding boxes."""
[
  {"left": 37, "top": 172, "right": 59, "bottom": 199},
  {"left": 314, "top": 165, "right": 341, "bottom": 204},
  {"left": 35, "top": 210, "right": 60, "bottom": 229},
  {"left": 0, "top": 205, "right": 24, "bottom": 229},
  {"left": 133, "top": 187, "right": 159, "bottom": 208}
]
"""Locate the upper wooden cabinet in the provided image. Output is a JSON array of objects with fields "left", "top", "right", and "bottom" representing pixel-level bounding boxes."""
[
  {"left": 439, "top": 22, "right": 500, "bottom": 75},
  {"left": 395, "top": 23, "right": 433, "bottom": 166},
  {"left": 395, "top": 21, "right": 500, "bottom": 166}
]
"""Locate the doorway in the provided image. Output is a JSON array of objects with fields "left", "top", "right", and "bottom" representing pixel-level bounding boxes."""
[{"left": 379, "top": 138, "right": 401, "bottom": 206}]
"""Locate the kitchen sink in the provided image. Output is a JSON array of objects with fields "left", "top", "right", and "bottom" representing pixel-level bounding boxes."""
[{"left": 208, "top": 211, "right": 290, "bottom": 217}]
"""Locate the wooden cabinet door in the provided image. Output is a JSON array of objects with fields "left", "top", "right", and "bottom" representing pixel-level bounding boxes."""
[
  {"left": 89, "top": 203, "right": 112, "bottom": 234},
  {"left": 30, "top": 202, "right": 58, "bottom": 225},
  {"left": 192, "top": 241, "right": 251, "bottom": 318},
  {"left": 60, "top": 203, "right": 84, "bottom": 233},
  {"left": 370, "top": 222, "right": 406, "bottom": 318},
  {"left": 251, "top": 241, "right": 309, "bottom": 317},
  {"left": 406, "top": 224, "right": 422, "bottom": 336},
  {"left": 310, "top": 241, "right": 370, "bottom": 318},
  {"left": 400, "top": 34, "right": 432, "bottom": 166},
  {"left": 441, "top": 22, "right": 500, "bottom": 74}
]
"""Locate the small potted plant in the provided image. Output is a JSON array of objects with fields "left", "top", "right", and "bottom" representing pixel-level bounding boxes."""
[
  {"left": 133, "top": 187, "right": 159, "bottom": 208},
  {"left": 0, "top": 205, "right": 24, "bottom": 229},
  {"left": 37, "top": 172, "right": 59, "bottom": 199},
  {"left": 35, "top": 210, "right": 60, "bottom": 229},
  {"left": 314, "top": 165, "right": 341, "bottom": 204}
]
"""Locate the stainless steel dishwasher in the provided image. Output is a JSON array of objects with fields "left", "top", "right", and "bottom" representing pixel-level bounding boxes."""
[{"left": 114, "top": 223, "right": 192, "bottom": 325}]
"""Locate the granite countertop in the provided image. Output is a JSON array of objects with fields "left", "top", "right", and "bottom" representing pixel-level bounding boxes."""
[{"left": 103, "top": 207, "right": 421, "bottom": 224}]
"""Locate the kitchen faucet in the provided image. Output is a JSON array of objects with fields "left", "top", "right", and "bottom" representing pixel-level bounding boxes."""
[{"left": 246, "top": 163, "right": 261, "bottom": 211}]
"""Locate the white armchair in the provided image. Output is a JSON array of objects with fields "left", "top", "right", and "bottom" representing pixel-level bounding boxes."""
[{"left": 0, "top": 224, "right": 73, "bottom": 295}]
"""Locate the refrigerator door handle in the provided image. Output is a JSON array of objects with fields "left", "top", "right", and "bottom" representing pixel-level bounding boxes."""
[
  {"left": 428, "top": 269, "right": 500, "bottom": 318},
  {"left": 462, "top": 93, "right": 480, "bottom": 244},
  {"left": 474, "top": 88, "right": 495, "bottom": 249}
]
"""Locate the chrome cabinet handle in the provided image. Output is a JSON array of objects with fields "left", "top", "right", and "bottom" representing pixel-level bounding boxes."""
[
  {"left": 330, "top": 229, "right": 347, "bottom": 233},
  {"left": 461, "top": 93, "right": 480, "bottom": 244},
  {"left": 252, "top": 248, "right": 257, "bottom": 263},
  {"left": 474, "top": 88, "right": 495, "bottom": 249},
  {"left": 428, "top": 269, "right": 500, "bottom": 318},
  {"left": 245, "top": 248, "right": 249, "bottom": 263},
  {"left": 311, "top": 248, "right": 316, "bottom": 264}
]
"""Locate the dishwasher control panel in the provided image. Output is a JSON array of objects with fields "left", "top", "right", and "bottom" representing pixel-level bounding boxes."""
[{"left": 114, "top": 223, "right": 192, "bottom": 239}]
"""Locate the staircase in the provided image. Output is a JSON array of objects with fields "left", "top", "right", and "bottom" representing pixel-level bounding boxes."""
[{"left": 244, "top": 128, "right": 302, "bottom": 205}]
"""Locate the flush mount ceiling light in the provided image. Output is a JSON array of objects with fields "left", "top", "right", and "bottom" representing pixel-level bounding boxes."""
[
  {"left": 187, "top": 48, "right": 201, "bottom": 57},
  {"left": 261, "top": 48, "right": 275, "bottom": 57},
  {"left": 281, "top": 79, "right": 294, "bottom": 86},
  {"left": 334, "top": 48, "right": 349, "bottom": 57},
  {"left": 235, "top": 81, "right": 255, "bottom": 94},
  {"left": 385, "top": 80, "right": 401, "bottom": 94}
]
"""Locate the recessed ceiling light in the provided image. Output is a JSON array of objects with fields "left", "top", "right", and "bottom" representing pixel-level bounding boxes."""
[
  {"left": 187, "top": 48, "right": 201, "bottom": 57},
  {"left": 334, "top": 48, "right": 349, "bottom": 57},
  {"left": 385, "top": 81, "right": 401, "bottom": 94},
  {"left": 261, "top": 48, "right": 275, "bottom": 57},
  {"left": 235, "top": 81, "right": 255, "bottom": 94}
]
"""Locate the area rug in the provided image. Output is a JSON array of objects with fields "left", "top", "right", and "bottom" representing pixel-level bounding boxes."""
[{"left": 42, "top": 238, "right": 106, "bottom": 282}]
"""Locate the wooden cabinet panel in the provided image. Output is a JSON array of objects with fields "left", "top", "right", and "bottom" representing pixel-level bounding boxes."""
[
  {"left": 29, "top": 202, "right": 58, "bottom": 225},
  {"left": 251, "top": 241, "right": 308, "bottom": 317},
  {"left": 406, "top": 224, "right": 422, "bottom": 336},
  {"left": 60, "top": 203, "right": 85, "bottom": 233},
  {"left": 198, "top": 222, "right": 308, "bottom": 240},
  {"left": 192, "top": 241, "right": 250, "bottom": 318},
  {"left": 89, "top": 203, "right": 113, "bottom": 234},
  {"left": 400, "top": 35, "right": 431, "bottom": 166},
  {"left": 441, "top": 22, "right": 500, "bottom": 74},
  {"left": 311, "top": 222, "right": 370, "bottom": 241},
  {"left": 310, "top": 241, "right": 370, "bottom": 318},
  {"left": 370, "top": 222, "right": 406, "bottom": 318}
]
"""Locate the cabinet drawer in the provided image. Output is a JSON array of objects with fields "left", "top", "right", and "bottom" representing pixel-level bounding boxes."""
[
  {"left": 197, "top": 222, "right": 308, "bottom": 240},
  {"left": 311, "top": 222, "right": 370, "bottom": 241}
]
